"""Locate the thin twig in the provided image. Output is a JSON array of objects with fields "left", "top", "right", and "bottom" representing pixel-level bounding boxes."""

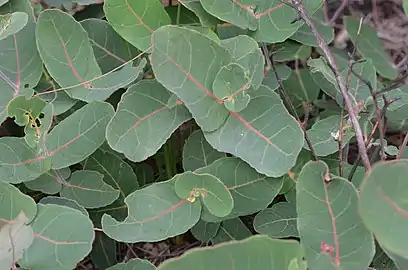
[
  {"left": 326, "top": 0, "right": 348, "bottom": 26},
  {"left": 288, "top": 1, "right": 371, "bottom": 171},
  {"left": 396, "top": 132, "right": 408, "bottom": 159},
  {"left": 262, "top": 43, "right": 319, "bottom": 161}
]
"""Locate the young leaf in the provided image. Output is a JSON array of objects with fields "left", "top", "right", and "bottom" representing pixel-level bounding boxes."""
[
  {"left": 106, "top": 80, "right": 191, "bottom": 162},
  {"left": 359, "top": 160, "right": 408, "bottom": 259},
  {"left": 196, "top": 157, "right": 283, "bottom": 222},
  {"left": 60, "top": 170, "right": 119, "bottom": 209},
  {"left": 39, "top": 196, "right": 89, "bottom": 217},
  {"left": 0, "top": 0, "right": 43, "bottom": 124},
  {"left": 106, "top": 259, "right": 156, "bottom": 270},
  {"left": 104, "top": 0, "right": 171, "bottom": 51},
  {"left": 190, "top": 220, "right": 220, "bottom": 243},
  {"left": 174, "top": 171, "right": 234, "bottom": 218},
  {"left": 0, "top": 11, "right": 28, "bottom": 40},
  {"left": 7, "top": 95, "right": 46, "bottom": 126},
  {"left": 344, "top": 16, "right": 398, "bottom": 80},
  {"left": 297, "top": 161, "right": 375, "bottom": 269},
  {"left": 212, "top": 63, "right": 251, "bottom": 112},
  {"left": 182, "top": 129, "right": 226, "bottom": 171},
  {"left": 0, "top": 212, "right": 34, "bottom": 269},
  {"left": 24, "top": 167, "right": 70, "bottom": 195},
  {"left": 46, "top": 101, "right": 114, "bottom": 169},
  {"left": 0, "top": 181, "right": 37, "bottom": 227},
  {"left": 158, "top": 235, "right": 305, "bottom": 270},
  {"left": 19, "top": 204, "right": 95, "bottom": 270},
  {"left": 254, "top": 201, "right": 298, "bottom": 238},
  {"left": 151, "top": 25, "right": 231, "bottom": 132},
  {"left": 211, "top": 218, "right": 252, "bottom": 245},
  {"left": 204, "top": 85, "right": 304, "bottom": 178},
  {"left": 80, "top": 18, "right": 140, "bottom": 72},
  {"left": 102, "top": 178, "right": 202, "bottom": 243}
]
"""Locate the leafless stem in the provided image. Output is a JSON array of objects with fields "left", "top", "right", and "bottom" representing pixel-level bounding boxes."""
[
  {"left": 325, "top": 0, "right": 348, "bottom": 26},
  {"left": 262, "top": 44, "right": 319, "bottom": 161},
  {"left": 289, "top": 1, "right": 371, "bottom": 171},
  {"left": 396, "top": 132, "right": 408, "bottom": 159}
]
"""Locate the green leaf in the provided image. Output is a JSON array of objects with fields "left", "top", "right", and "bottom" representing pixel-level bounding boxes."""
[
  {"left": 254, "top": 201, "right": 298, "bottom": 238},
  {"left": 19, "top": 204, "right": 95, "bottom": 270},
  {"left": 102, "top": 177, "right": 201, "bottom": 243},
  {"left": 106, "top": 80, "right": 191, "bottom": 162},
  {"left": 380, "top": 243, "right": 408, "bottom": 270},
  {"left": 39, "top": 196, "right": 89, "bottom": 217},
  {"left": 0, "top": 212, "right": 34, "bottom": 269},
  {"left": 211, "top": 218, "right": 252, "bottom": 245},
  {"left": 0, "top": 0, "right": 43, "bottom": 124},
  {"left": 0, "top": 137, "right": 51, "bottom": 183},
  {"left": 297, "top": 161, "right": 375, "bottom": 269},
  {"left": 91, "top": 232, "right": 117, "bottom": 270},
  {"left": 196, "top": 157, "right": 283, "bottom": 222},
  {"left": 359, "top": 160, "right": 408, "bottom": 259},
  {"left": 46, "top": 101, "right": 114, "bottom": 169},
  {"left": 174, "top": 171, "right": 233, "bottom": 218},
  {"left": 151, "top": 25, "right": 231, "bottom": 132},
  {"left": 220, "top": 35, "right": 264, "bottom": 91},
  {"left": 0, "top": 0, "right": 8, "bottom": 7},
  {"left": 213, "top": 63, "right": 251, "bottom": 112},
  {"left": 0, "top": 11, "right": 27, "bottom": 40},
  {"left": 190, "top": 220, "right": 220, "bottom": 243},
  {"left": 262, "top": 64, "right": 292, "bottom": 90},
  {"left": 24, "top": 167, "right": 70, "bottom": 195},
  {"left": 290, "top": 8, "right": 334, "bottom": 46},
  {"left": 344, "top": 16, "right": 398, "bottom": 80},
  {"left": 273, "top": 41, "right": 311, "bottom": 61},
  {"left": 0, "top": 181, "right": 36, "bottom": 228},
  {"left": 179, "top": 0, "right": 221, "bottom": 27},
  {"left": 282, "top": 68, "right": 320, "bottom": 105},
  {"left": 80, "top": 18, "right": 140, "bottom": 73},
  {"left": 104, "top": 0, "right": 171, "bottom": 51},
  {"left": 204, "top": 85, "right": 304, "bottom": 178},
  {"left": 372, "top": 241, "right": 398, "bottom": 270},
  {"left": 158, "top": 235, "right": 305, "bottom": 270},
  {"left": 305, "top": 115, "right": 355, "bottom": 156},
  {"left": 107, "top": 259, "right": 156, "bottom": 270},
  {"left": 7, "top": 95, "right": 46, "bottom": 126},
  {"left": 60, "top": 170, "right": 120, "bottom": 209},
  {"left": 182, "top": 129, "right": 226, "bottom": 171}
]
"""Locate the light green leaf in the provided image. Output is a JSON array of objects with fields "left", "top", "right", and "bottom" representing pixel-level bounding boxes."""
[
  {"left": 7, "top": 95, "right": 46, "bottom": 126},
  {"left": 60, "top": 170, "right": 120, "bottom": 209},
  {"left": 213, "top": 63, "right": 251, "bottom": 112},
  {"left": 211, "top": 217, "right": 252, "bottom": 245},
  {"left": 46, "top": 101, "right": 114, "bottom": 169},
  {"left": 0, "top": 212, "right": 34, "bottom": 270},
  {"left": 0, "top": 181, "right": 37, "bottom": 227},
  {"left": 359, "top": 160, "right": 408, "bottom": 259},
  {"left": 254, "top": 201, "right": 298, "bottom": 238},
  {"left": 282, "top": 68, "right": 320, "bottom": 105},
  {"left": 220, "top": 35, "right": 264, "bottom": 91},
  {"left": 0, "top": 0, "right": 43, "bottom": 124},
  {"left": 182, "top": 129, "right": 226, "bottom": 171},
  {"left": 107, "top": 259, "right": 156, "bottom": 270},
  {"left": 106, "top": 80, "right": 191, "bottom": 162},
  {"left": 39, "top": 196, "right": 88, "bottom": 217},
  {"left": 0, "top": 0, "right": 8, "bottom": 7},
  {"left": 196, "top": 157, "right": 283, "bottom": 222},
  {"left": 102, "top": 178, "right": 201, "bottom": 243},
  {"left": 179, "top": 0, "right": 221, "bottom": 27},
  {"left": 0, "top": 137, "right": 51, "bottom": 183},
  {"left": 297, "top": 161, "right": 375, "bottom": 269},
  {"left": 159, "top": 235, "right": 305, "bottom": 270},
  {"left": 381, "top": 243, "right": 408, "bottom": 270},
  {"left": 308, "top": 57, "right": 339, "bottom": 101},
  {"left": 174, "top": 171, "right": 233, "bottom": 218},
  {"left": 204, "top": 85, "right": 304, "bottom": 178},
  {"left": 151, "top": 25, "right": 232, "bottom": 132},
  {"left": 104, "top": 0, "right": 171, "bottom": 51},
  {"left": 24, "top": 167, "right": 70, "bottom": 194},
  {"left": 0, "top": 11, "right": 27, "bottom": 40},
  {"left": 290, "top": 8, "right": 334, "bottom": 46},
  {"left": 190, "top": 220, "right": 220, "bottom": 243},
  {"left": 305, "top": 115, "right": 355, "bottom": 156},
  {"left": 80, "top": 18, "right": 140, "bottom": 73},
  {"left": 344, "top": 16, "right": 398, "bottom": 80},
  {"left": 262, "top": 64, "right": 292, "bottom": 90},
  {"left": 19, "top": 204, "right": 94, "bottom": 270},
  {"left": 274, "top": 41, "right": 311, "bottom": 61}
]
